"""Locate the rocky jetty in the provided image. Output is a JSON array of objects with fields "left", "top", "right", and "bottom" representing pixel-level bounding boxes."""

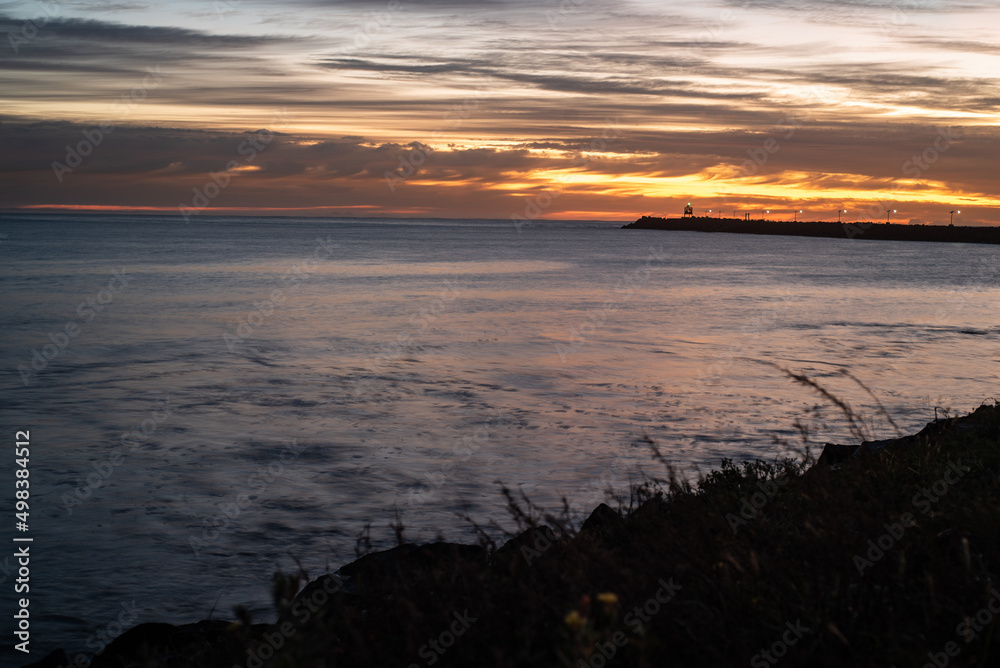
[
  {"left": 27, "top": 404, "right": 1000, "bottom": 667},
  {"left": 624, "top": 216, "right": 1000, "bottom": 245}
]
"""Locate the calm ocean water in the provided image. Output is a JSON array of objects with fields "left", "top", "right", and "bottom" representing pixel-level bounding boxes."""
[{"left": 1, "top": 213, "right": 998, "bottom": 658}]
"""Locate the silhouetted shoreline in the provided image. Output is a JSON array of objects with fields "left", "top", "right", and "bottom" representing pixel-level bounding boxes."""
[
  {"left": 25, "top": 403, "right": 1000, "bottom": 668},
  {"left": 624, "top": 216, "right": 1000, "bottom": 244}
]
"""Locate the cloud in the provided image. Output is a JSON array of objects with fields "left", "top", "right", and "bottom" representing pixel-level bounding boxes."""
[
  {"left": 0, "top": 12, "right": 301, "bottom": 90},
  {"left": 902, "top": 37, "right": 1000, "bottom": 55},
  {"left": 1, "top": 0, "right": 998, "bottom": 222},
  {"left": 719, "top": 0, "right": 997, "bottom": 13},
  {"left": 1, "top": 115, "right": 998, "bottom": 223},
  {"left": 0, "top": 13, "right": 288, "bottom": 46}
]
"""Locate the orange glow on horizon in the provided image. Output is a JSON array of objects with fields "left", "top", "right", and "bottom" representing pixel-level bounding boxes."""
[{"left": 15, "top": 204, "right": 382, "bottom": 213}]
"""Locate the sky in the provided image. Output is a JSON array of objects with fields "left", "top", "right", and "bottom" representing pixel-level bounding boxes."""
[{"left": 1, "top": 0, "right": 998, "bottom": 223}]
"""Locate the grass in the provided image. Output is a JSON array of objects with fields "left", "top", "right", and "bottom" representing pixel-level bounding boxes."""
[{"left": 81, "top": 379, "right": 1000, "bottom": 668}]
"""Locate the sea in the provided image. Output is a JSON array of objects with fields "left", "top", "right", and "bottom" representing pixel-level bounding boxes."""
[{"left": 1, "top": 213, "right": 997, "bottom": 660}]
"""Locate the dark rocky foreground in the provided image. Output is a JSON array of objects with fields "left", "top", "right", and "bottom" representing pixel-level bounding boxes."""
[
  {"left": 27, "top": 404, "right": 1000, "bottom": 668},
  {"left": 624, "top": 216, "right": 1000, "bottom": 244}
]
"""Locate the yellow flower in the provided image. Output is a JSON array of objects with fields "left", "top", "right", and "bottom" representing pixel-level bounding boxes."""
[
  {"left": 564, "top": 610, "right": 586, "bottom": 630},
  {"left": 596, "top": 592, "right": 619, "bottom": 606}
]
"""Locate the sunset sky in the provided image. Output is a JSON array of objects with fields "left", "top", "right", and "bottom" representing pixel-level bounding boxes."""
[{"left": 2, "top": 0, "right": 998, "bottom": 223}]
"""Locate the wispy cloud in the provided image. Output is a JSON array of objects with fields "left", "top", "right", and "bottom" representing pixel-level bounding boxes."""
[{"left": 0, "top": 0, "right": 997, "bottom": 222}]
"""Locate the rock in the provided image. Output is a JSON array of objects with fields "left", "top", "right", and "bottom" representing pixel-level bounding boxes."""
[
  {"left": 578, "top": 503, "right": 628, "bottom": 548},
  {"left": 22, "top": 649, "right": 67, "bottom": 668},
  {"left": 336, "top": 542, "right": 486, "bottom": 594},
  {"left": 626, "top": 495, "right": 669, "bottom": 530},
  {"left": 857, "top": 438, "right": 896, "bottom": 456},
  {"left": 276, "top": 572, "right": 359, "bottom": 632},
  {"left": 814, "top": 405, "right": 1000, "bottom": 471},
  {"left": 290, "top": 573, "right": 346, "bottom": 607},
  {"left": 89, "top": 620, "right": 244, "bottom": 668},
  {"left": 817, "top": 443, "right": 859, "bottom": 466},
  {"left": 490, "top": 525, "right": 559, "bottom": 572}
]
